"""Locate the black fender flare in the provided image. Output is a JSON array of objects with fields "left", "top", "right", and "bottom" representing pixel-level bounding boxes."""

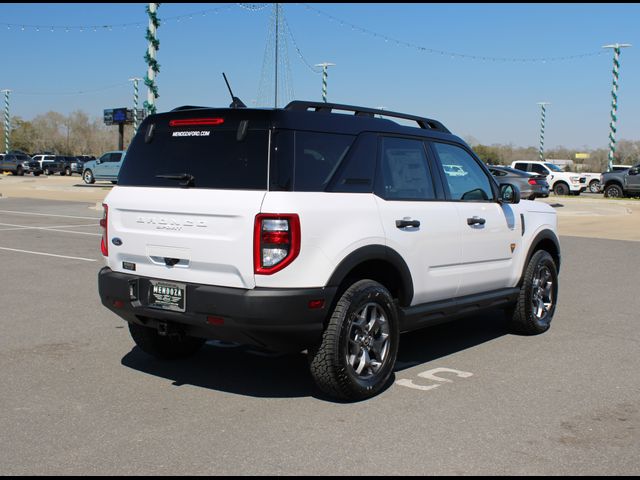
[
  {"left": 326, "top": 245, "right": 414, "bottom": 307},
  {"left": 520, "top": 229, "right": 561, "bottom": 284}
]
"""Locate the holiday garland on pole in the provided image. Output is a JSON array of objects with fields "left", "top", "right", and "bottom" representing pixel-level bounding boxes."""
[
  {"left": 2, "top": 90, "right": 10, "bottom": 154},
  {"left": 537, "top": 102, "right": 550, "bottom": 161},
  {"left": 144, "top": 3, "right": 160, "bottom": 115},
  {"left": 603, "top": 43, "right": 631, "bottom": 171}
]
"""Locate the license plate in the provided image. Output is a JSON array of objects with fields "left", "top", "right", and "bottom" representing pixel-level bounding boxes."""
[{"left": 149, "top": 280, "right": 186, "bottom": 312}]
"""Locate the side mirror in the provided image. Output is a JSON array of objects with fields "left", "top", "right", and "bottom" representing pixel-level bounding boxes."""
[
  {"left": 96, "top": 159, "right": 101, "bottom": 164},
  {"left": 629, "top": 167, "right": 639, "bottom": 175},
  {"left": 499, "top": 183, "right": 520, "bottom": 204}
]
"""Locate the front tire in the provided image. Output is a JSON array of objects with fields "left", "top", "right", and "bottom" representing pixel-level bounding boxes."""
[
  {"left": 604, "top": 184, "right": 623, "bottom": 198},
  {"left": 64, "top": 166, "right": 71, "bottom": 176},
  {"left": 508, "top": 250, "right": 558, "bottom": 335},
  {"left": 589, "top": 180, "right": 600, "bottom": 193},
  {"left": 128, "top": 322, "right": 205, "bottom": 360},
  {"left": 83, "top": 169, "right": 95, "bottom": 184},
  {"left": 308, "top": 280, "right": 399, "bottom": 401}
]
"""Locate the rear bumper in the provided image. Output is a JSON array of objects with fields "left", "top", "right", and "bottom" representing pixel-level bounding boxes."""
[{"left": 98, "top": 267, "right": 336, "bottom": 352}]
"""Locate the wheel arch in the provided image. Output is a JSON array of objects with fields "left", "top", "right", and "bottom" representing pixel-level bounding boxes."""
[
  {"left": 520, "top": 229, "right": 561, "bottom": 286},
  {"left": 326, "top": 245, "right": 414, "bottom": 308}
]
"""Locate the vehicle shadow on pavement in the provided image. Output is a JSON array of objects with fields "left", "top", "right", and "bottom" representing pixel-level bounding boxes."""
[
  {"left": 396, "top": 309, "right": 509, "bottom": 369},
  {"left": 120, "top": 309, "right": 509, "bottom": 400}
]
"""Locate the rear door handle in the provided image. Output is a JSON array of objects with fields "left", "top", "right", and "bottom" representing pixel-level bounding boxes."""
[
  {"left": 467, "top": 216, "right": 486, "bottom": 226},
  {"left": 396, "top": 219, "right": 421, "bottom": 229}
]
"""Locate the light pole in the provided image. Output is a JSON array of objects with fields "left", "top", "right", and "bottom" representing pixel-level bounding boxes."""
[
  {"left": 537, "top": 102, "right": 550, "bottom": 161},
  {"left": 314, "top": 62, "right": 336, "bottom": 103},
  {"left": 1, "top": 89, "right": 11, "bottom": 153},
  {"left": 129, "top": 77, "right": 143, "bottom": 131},
  {"left": 602, "top": 43, "right": 631, "bottom": 172}
]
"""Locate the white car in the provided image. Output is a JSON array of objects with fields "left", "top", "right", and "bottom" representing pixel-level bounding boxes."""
[
  {"left": 98, "top": 101, "right": 561, "bottom": 401},
  {"left": 511, "top": 160, "right": 587, "bottom": 196}
]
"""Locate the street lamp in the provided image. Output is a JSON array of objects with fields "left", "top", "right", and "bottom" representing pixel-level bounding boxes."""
[{"left": 314, "top": 62, "right": 336, "bottom": 103}]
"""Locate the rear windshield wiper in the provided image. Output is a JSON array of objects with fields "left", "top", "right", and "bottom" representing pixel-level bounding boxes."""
[{"left": 155, "top": 173, "right": 195, "bottom": 188}]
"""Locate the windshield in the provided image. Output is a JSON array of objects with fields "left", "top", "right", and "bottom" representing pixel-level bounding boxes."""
[{"left": 544, "top": 163, "right": 564, "bottom": 172}]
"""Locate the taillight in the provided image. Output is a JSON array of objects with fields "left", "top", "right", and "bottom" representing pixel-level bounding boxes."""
[
  {"left": 169, "top": 118, "right": 224, "bottom": 127},
  {"left": 254, "top": 214, "right": 300, "bottom": 275},
  {"left": 100, "top": 203, "right": 108, "bottom": 256},
  {"left": 528, "top": 178, "right": 537, "bottom": 185}
]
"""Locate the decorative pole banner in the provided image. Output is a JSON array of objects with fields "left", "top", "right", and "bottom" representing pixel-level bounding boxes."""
[
  {"left": 603, "top": 43, "right": 631, "bottom": 171},
  {"left": 2, "top": 89, "right": 10, "bottom": 153},
  {"left": 144, "top": 3, "right": 160, "bottom": 115},
  {"left": 537, "top": 102, "right": 550, "bottom": 161}
]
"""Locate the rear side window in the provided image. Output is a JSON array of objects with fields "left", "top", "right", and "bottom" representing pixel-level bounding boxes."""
[
  {"left": 513, "top": 162, "right": 528, "bottom": 172},
  {"left": 377, "top": 136, "right": 435, "bottom": 201},
  {"left": 293, "top": 131, "right": 354, "bottom": 191},
  {"left": 118, "top": 115, "right": 270, "bottom": 190},
  {"left": 269, "top": 131, "right": 355, "bottom": 192}
]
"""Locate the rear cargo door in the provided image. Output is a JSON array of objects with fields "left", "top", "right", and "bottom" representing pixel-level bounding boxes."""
[
  {"left": 105, "top": 188, "right": 265, "bottom": 289},
  {"left": 104, "top": 110, "right": 272, "bottom": 289}
]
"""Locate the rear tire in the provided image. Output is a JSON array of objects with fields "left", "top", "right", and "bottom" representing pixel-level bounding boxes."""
[
  {"left": 128, "top": 322, "right": 205, "bottom": 360},
  {"left": 507, "top": 250, "right": 558, "bottom": 335},
  {"left": 553, "top": 182, "right": 569, "bottom": 196},
  {"left": 64, "top": 166, "right": 71, "bottom": 176},
  {"left": 308, "top": 279, "right": 399, "bottom": 401}
]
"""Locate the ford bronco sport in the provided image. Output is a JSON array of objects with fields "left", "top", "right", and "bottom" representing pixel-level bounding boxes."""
[{"left": 98, "top": 101, "right": 560, "bottom": 401}]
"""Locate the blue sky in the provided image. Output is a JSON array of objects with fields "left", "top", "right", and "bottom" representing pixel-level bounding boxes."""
[{"left": 1, "top": 3, "right": 639, "bottom": 150}]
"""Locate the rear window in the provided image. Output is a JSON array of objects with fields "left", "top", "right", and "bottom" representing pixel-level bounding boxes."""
[{"left": 118, "top": 112, "right": 270, "bottom": 190}]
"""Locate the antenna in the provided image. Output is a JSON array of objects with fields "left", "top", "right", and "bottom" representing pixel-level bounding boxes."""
[{"left": 222, "top": 72, "right": 247, "bottom": 109}]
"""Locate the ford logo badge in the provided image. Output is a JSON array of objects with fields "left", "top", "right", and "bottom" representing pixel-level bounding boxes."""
[{"left": 112, "top": 237, "right": 123, "bottom": 246}]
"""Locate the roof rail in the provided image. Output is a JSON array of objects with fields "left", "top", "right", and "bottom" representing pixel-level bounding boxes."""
[
  {"left": 284, "top": 100, "right": 450, "bottom": 133},
  {"left": 170, "top": 105, "right": 209, "bottom": 112}
]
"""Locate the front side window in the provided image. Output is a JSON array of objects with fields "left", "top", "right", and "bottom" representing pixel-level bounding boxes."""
[
  {"left": 377, "top": 136, "right": 435, "bottom": 201},
  {"left": 432, "top": 142, "right": 494, "bottom": 201},
  {"left": 531, "top": 163, "right": 548, "bottom": 174}
]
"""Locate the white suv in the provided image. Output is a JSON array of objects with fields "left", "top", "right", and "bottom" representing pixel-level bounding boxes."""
[
  {"left": 511, "top": 160, "right": 586, "bottom": 196},
  {"left": 98, "top": 101, "right": 561, "bottom": 401}
]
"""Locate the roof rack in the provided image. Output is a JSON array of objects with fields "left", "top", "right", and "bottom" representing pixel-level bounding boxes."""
[
  {"left": 170, "top": 105, "right": 209, "bottom": 112},
  {"left": 284, "top": 101, "right": 450, "bottom": 134}
]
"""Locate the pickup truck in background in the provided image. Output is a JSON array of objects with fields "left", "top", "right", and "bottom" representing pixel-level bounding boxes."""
[
  {"left": 511, "top": 160, "right": 587, "bottom": 196},
  {"left": 599, "top": 163, "right": 640, "bottom": 198}
]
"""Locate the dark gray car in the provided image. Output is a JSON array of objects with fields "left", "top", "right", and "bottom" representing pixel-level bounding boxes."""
[{"left": 488, "top": 165, "right": 549, "bottom": 200}]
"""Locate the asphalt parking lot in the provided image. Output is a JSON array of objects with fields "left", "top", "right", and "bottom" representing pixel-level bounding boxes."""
[{"left": 0, "top": 188, "right": 639, "bottom": 475}]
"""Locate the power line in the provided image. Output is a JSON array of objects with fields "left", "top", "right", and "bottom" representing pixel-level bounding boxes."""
[
  {"left": 299, "top": 3, "right": 607, "bottom": 63},
  {"left": 11, "top": 82, "right": 130, "bottom": 96}
]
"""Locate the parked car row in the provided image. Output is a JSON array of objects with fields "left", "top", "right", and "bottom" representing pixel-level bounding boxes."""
[{"left": 0, "top": 151, "right": 97, "bottom": 177}]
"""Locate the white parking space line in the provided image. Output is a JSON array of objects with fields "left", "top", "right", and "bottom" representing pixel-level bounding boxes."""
[
  {"left": 0, "top": 222, "right": 101, "bottom": 236},
  {"left": 0, "top": 246, "right": 97, "bottom": 262},
  {"left": 0, "top": 209, "right": 100, "bottom": 220}
]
